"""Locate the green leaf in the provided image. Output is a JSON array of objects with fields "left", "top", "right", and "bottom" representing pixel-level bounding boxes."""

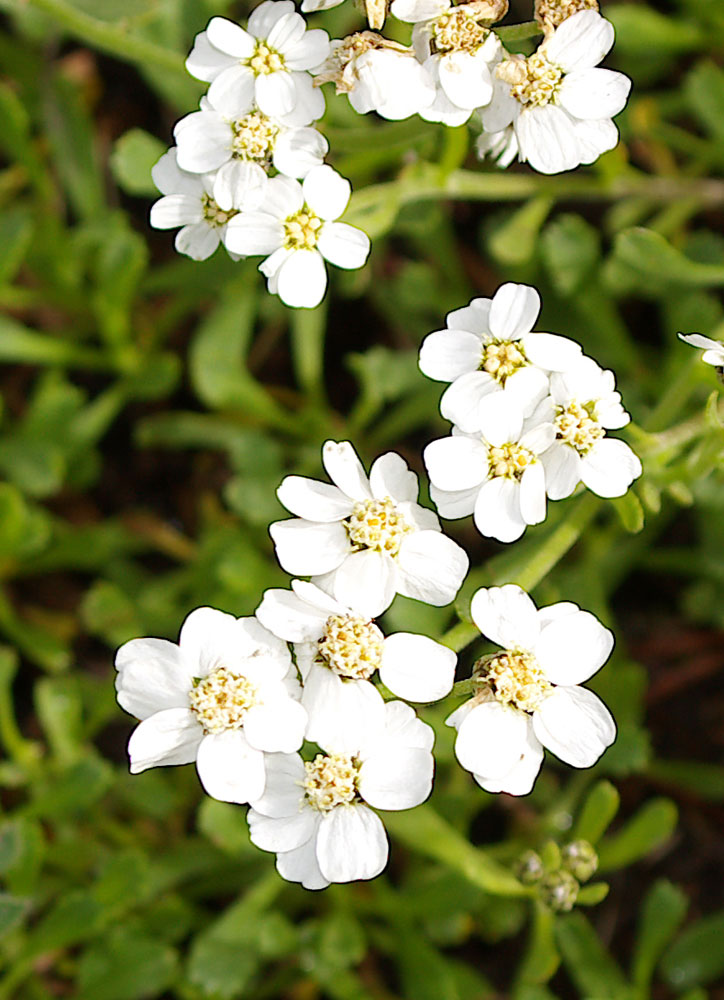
[
  {"left": 606, "top": 5, "right": 703, "bottom": 54},
  {"left": 632, "top": 880, "right": 688, "bottom": 990},
  {"left": 661, "top": 910, "right": 724, "bottom": 991},
  {"left": 541, "top": 214, "right": 601, "bottom": 296},
  {"left": 78, "top": 929, "right": 179, "bottom": 1000},
  {"left": 0, "top": 207, "right": 33, "bottom": 286},
  {"left": 609, "top": 492, "right": 645, "bottom": 533},
  {"left": 34, "top": 675, "right": 84, "bottom": 763},
  {"left": 597, "top": 799, "right": 678, "bottom": 871},
  {"left": 487, "top": 196, "right": 552, "bottom": 267},
  {"left": 0, "top": 818, "right": 45, "bottom": 896},
  {"left": 516, "top": 902, "right": 560, "bottom": 986},
  {"left": 685, "top": 61, "right": 724, "bottom": 143},
  {"left": 81, "top": 580, "right": 143, "bottom": 648},
  {"left": 576, "top": 883, "right": 610, "bottom": 906},
  {"left": 197, "top": 797, "right": 256, "bottom": 855},
  {"left": 0, "top": 894, "right": 28, "bottom": 939},
  {"left": 572, "top": 781, "right": 620, "bottom": 844},
  {"left": 110, "top": 129, "right": 165, "bottom": 196},
  {"left": 27, "top": 890, "right": 104, "bottom": 956},
  {"left": 647, "top": 759, "right": 724, "bottom": 801},
  {"left": 607, "top": 228, "right": 724, "bottom": 294},
  {"left": 44, "top": 72, "right": 104, "bottom": 221},
  {"left": 555, "top": 911, "right": 630, "bottom": 999},
  {"left": 27, "top": 756, "right": 113, "bottom": 819},
  {"left": 187, "top": 935, "right": 258, "bottom": 998},
  {"left": 397, "top": 930, "right": 460, "bottom": 1000},
  {"left": 315, "top": 912, "right": 366, "bottom": 972}
]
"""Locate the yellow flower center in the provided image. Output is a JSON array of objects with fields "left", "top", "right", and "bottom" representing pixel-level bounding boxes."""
[
  {"left": 202, "top": 194, "right": 238, "bottom": 227},
  {"left": 317, "top": 614, "right": 384, "bottom": 680},
  {"left": 345, "top": 496, "right": 413, "bottom": 557},
  {"left": 303, "top": 753, "right": 360, "bottom": 811},
  {"left": 555, "top": 401, "right": 604, "bottom": 455},
  {"left": 231, "top": 111, "right": 280, "bottom": 162},
  {"left": 248, "top": 40, "right": 285, "bottom": 75},
  {"left": 283, "top": 208, "right": 323, "bottom": 250},
  {"left": 484, "top": 651, "right": 552, "bottom": 712},
  {"left": 487, "top": 442, "right": 536, "bottom": 480},
  {"left": 431, "top": 9, "right": 490, "bottom": 53},
  {"left": 480, "top": 340, "right": 528, "bottom": 383},
  {"left": 188, "top": 667, "right": 259, "bottom": 734},
  {"left": 509, "top": 51, "right": 563, "bottom": 107}
]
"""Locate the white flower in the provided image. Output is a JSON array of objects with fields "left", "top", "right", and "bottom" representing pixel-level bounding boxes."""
[
  {"left": 425, "top": 394, "right": 555, "bottom": 542},
  {"left": 223, "top": 165, "right": 370, "bottom": 308},
  {"left": 447, "top": 585, "right": 616, "bottom": 795},
  {"left": 534, "top": 356, "right": 642, "bottom": 500},
  {"left": 391, "top": 0, "right": 503, "bottom": 125},
  {"left": 678, "top": 332, "right": 724, "bottom": 370},
  {"left": 475, "top": 123, "right": 518, "bottom": 167},
  {"left": 419, "top": 282, "right": 582, "bottom": 432},
  {"left": 270, "top": 441, "right": 469, "bottom": 618},
  {"left": 481, "top": 10, "right": 631, "bottom": 174},
  {"left": 174, "top": 96, "right": 327, "bottom": 210},
  {"left": 247, "top": 700, "right": 434, "bottom": 889},
  {"left": 316, "top": 33, "right": 436, "bottom": 121},
  {"left": 149, "top": 148, "right": 252, "bottom": 260},
  {"left": 257, "top": 579, "right": 456, "bottom": 747},
  {"left": 115, "top": 607, "right": 308, "bottom": 804},
  {"left": 186, "top": 3, "right": 330, "bottom": 122}
]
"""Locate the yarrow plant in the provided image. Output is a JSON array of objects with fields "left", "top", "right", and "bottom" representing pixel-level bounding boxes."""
[{"left": 119, "top": 0, "right": 646, "bottom": 893}]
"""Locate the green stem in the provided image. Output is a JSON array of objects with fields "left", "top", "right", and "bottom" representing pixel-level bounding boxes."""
[
  {"left": 496, "top": 20, "right": 543, "bottom": 43},
  {"left": 289, "top": 301, "right": 328, "bottom": 404},
  {"left": 21, "top": 0, "right": 187, "bottom": 77}
]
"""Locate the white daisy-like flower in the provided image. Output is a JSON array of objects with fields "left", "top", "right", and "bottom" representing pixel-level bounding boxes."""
[
  {"left": 678, "top": 332, "right": 724, "bottom": 372},
  {"left": 223, "top": 165, "right": 370, "bottom": 309},
  {"left": 480, "top": 10, "right": 631, "bottom": 174},
  {"left": 149, "top": 148, "right": 255, "bottom": 261},
  {"left": 425, "top": 394, "right": 556, "bottom": 543},
  {"left": 270, "top": 441, "right": 469, "bottom": 618},
  {"left": 115, "top": 607, "right": 308, "bottom": 804},
  {"left": 256, "top": 579, "right": 456, "bottom": 748},
  {"left": 174, "top": 95, "right": 327, "bottom": 210},
  {"left": 391, "top": 0, "right": 504, "bottom": 125},
  {"left": 533, "top": 355, "right": 642, "bottom": 500},
  {"left": 315, "top": 33, "right": 436, "bottom": 121},
  {"left": 247, "top": 700, "right": 435, "bottom": 889},
  {"left": 447, "top": 585, "right": 616, "bottom": 795},
  {"left": 186, "top": 2, "right": 330, "bottom": 122},
  {"left": 419, "top": 282, "right": 582, "bottom": 433}
]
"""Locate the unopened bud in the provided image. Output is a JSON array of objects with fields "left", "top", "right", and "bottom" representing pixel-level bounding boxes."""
[
  {"left": 540, "top": 870, "right": 579, "bottom": 912},
  {"left": 515, "top": 849, "right": 545, "bottom": 885},
  {"left": 561, "top": 839, "right": 598, "bottom": 882}
]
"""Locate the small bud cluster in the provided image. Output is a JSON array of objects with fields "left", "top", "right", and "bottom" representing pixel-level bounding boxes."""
[{"left": 514, "top": 839, "right": 600, "bottom": 912}]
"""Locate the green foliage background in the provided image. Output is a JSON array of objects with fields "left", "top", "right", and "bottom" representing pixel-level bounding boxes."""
[{"left": 0, "top": 0, "right": 723, "bottom": 996}]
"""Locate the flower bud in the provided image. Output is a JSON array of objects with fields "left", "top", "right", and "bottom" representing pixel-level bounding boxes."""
[
  {"left": 540, "top": 870, "right": 579, "bottom": 912},
  {"left": 561, "top": 839, "right": 599, "bottom": 882},
  {"left": 515, "top": 849, "right": 545, "bottom": 885}
]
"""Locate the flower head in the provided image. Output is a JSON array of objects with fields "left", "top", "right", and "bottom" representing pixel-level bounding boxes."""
[
  {"left": 115, "top": 608, "right": 308, "bottom": 804},
  {"left": 247, "top": 700, "right": 434, "bottom": 888},
  {"left": 447, "top": 585, "right": 616, "bottom": 795},
  {"left": 269, "top": 441, "right": 469, "bottom": 617},
  {"left": 678, "top": 332, "right": 724, "bottom": 378}
]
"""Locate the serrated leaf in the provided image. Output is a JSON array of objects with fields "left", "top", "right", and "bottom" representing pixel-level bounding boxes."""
[{"left": 597, "top": 798, "right": 678, "bottom": 871}]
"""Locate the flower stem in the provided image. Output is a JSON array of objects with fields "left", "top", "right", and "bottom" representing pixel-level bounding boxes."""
[{"left": 496, "top": 20, "right": 543, "bottom": 43}]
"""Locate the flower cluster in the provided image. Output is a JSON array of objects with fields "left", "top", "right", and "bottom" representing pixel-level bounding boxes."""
[
  {"left": 150, "top": 0, "right": 370, "bottom": 307},
  {"left": 420, "top": 281, "right": 642, "bottom": 542}
]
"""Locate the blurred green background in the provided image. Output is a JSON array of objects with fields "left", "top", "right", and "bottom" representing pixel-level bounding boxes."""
[{"left": 0, "top": 0, "right": 723, "bottom": 996}]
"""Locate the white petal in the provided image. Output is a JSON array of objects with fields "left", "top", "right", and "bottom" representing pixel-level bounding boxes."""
[
  {"left": 115, "top": 639, "right": 193, "bottom": 720},
  {"left": 396, "top": 531, "right": 469, "bottom": 607},
  {"left": 207, "top": 64, "right": 256, "bottom": 119},
  {"left": 316, "top": 804, "right": 388, "bottom": 883},
  {"left": 473, "top": 477, "right": 527, "bottom": 543},
  {"left": 221, "top": 213, "right": 282, "bottom": 256},
  {"left": 678, "top": 332, "right": 722, "bottom": 351},
  {"left": 373, "top": 700, "right": 435, "bottom": 753},
  {"left": 533, "top": 686, "right": 616, "bottom": 767},
  {"left": 380, "top": 632, "right": 456, "bottom": 702},
  {"left": 186, "top": 30, "right": 236, "bottom": 82},
  {"left": 358, "top": 747, "right": 433, "bottom": 810},
  {"left": 477, "top": 391, "right": 524, "bottom": 446},
  {"left": 273, "top": 126, "right": 327, "bottom": 179},
  {"left": 177, "top": 607, "right": 235, "bottom": 675},
  {"left": 579, "top": 439, "right": 642, "bottom": 498},
  {"left": 423, "top": 435, "right": 489, "bottom": 492},
  {"left": 474, "top": 725, "right": 543, "bottom": 796},
  {"left": 454, "top": 701, "right": 530, "bottom": 778},
  {"left": 269, "top": 517, "right": 350, "bottom": 575},
  {"left": 516, "top": 104, "right": 582, "bottom": 175},
  {"left": 303, "top": 165, "right": 351, "bottom": 220},
  {"left": 419, "top": 329, "right": 482, "bottom": 382},
  {"left": 213, "top": 160, "right": 267, "bottom": 212},
  {"left": 430, "top": 483, "right": 480, "bottom": 519},
  {"left": 248, "top": 806, "right": 317, "bottom": 852},
  {"left": 276, "top": 249, "right": 327, "bottom": 308},
  {"left": 196, "top": 730, "right": 266, "bottom": 803},
  {"left": 244, "top": 696, "right": 308, "bottom": 753},
  {"left": 438, "top": 50, "right": 492, "bottom": 111},
  {"left": 558, "top": 68, "right": 631, "bottom": 120},
  {"left": 279, "top": 72, "right": 325, "bottom": 126},
  {"left": 542, "top": 443, "right": 581, "bottom": 500},
  {"left": 175, "top": 223, "right": 219, "bottom": 261},
  {"left": 503, "top": 366, "right": 550, "bottom": 416},
  {"left": 206, "top": 17, "right": 255, "bottom": 58},
  {"left": 522, "top": 332, "right": 583, "bottom": 371},
  {"left": 317, "top": 222, "right": 370, "bottom": 270},
  {"left": 149, "top": 194, "right": 202, "bottom": 229},
  {"left": 277, "top": 475, "right": 354, "bottom": 521},
  {"left": 545, "top": 10, "right": 615, "bottom": 73},
  {"left": 256, "top": 70, "right": 296, "bottom": 117},
  {"left": 261, "top": 173, "right": 304, "bottom": 217},
  {"left": 488, "top": 282, "right": 540, "bottom": 340},
  {"left": 284, "top": 29, "right": 330, "bottom": 71},
  {"left": 369, "top": 453, "right": 418, "bottom": 503},
  {"left": 248, "top": 751, "right": 306, "bottom": 817},
  {"left": 481, "top": 82, "right": 519, "bottom": 132},
  {"left": 390, "top": 0, "right": 450, "bottom": 21},
  {"left": 322, "top": 440, "right": 372, "bottom": 500},
  {"left": 470, "top": 584, "right": 540, "bottom": 650},
  {"left": 248, "top": 0, "right": 296, "bottom": 38},
  {"left": 127, "top": 708, "right": 201, "bottom": 773},
  {"left": 302, "top": 663, "right": 385, "bottom": 753},
  {"left": 151, "top": 148, "right": 201, "bottom": 197},
  {"left": 277, "top": 836, "right": 329, "bottom": 890},
  {"left": 256, "top": 587, "right": 328, "bottom": 642},
  {"left": 519, "top": 461, "right": 547, "bottom": 526},
  {"left": 329, "top": 549, "right": 397, "bottom": 618},
  {"left": 534, "top": 610, "right": 614, "bottom": 685},
  {"left": 266, "top": 10, "right": 305, "bottom": 54},
  {"left": 174, "top": 112, "right": 230, "bottom": 173},
  {"left": 440, "top": 370, "right": 497, "bottom": 432}
]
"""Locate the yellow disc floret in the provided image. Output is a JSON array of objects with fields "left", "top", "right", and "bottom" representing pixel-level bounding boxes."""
[
  {"left": 480, "top": 340, "right": 528, "bottom": 383},
  {"left": 231, "top": 111, "right": 280, "bottom": 162},
  {"left": 488, "top": 442, "right": 536, "bottom": 480},
  {"left": 188, "top": 667, "right": 260, "bottom": 734},
  {"left": 283, "top": 208, "right": 323, "bottom": 251},
  {"left": 555, "top": 401, "right": 604, "bottom": 455},
  {"left": 430, "top": 8, "right": 490, "bottom": 54},
  {"left": 248, "top": 40, "right": 285, "bottom": 75},
  {"left": 202, "top": 194, "right": 238, "bottom": 227},
  {"left": 507, "top": 51, "right": 563, "bottom": 107},
  {"left": 303, "top": 753, "right": 360, "bottom": 811},
  {"left": 485, "top": 651, "right": 552, "bottom": 712},
  {"left": 317, "top": 614, "right": 384, "bottom": 680},
  {"left": 345, "top": 496, "right": 413, "bottom": 556}
]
